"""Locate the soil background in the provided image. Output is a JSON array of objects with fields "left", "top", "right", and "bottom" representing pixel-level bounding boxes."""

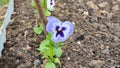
[{"left": 0, "top": 0, "right": 120, "bottom": 68}]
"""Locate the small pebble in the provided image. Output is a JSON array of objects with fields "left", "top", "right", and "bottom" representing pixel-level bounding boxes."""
[
  {"left": 100, "top": 44, "right": 105, "bottom": 50},
  {"left": 83, "top": 11, "right": 89, "bottom": 16},
  {"left": 98, "top": 2, "right": 108, "bottom": 8},
  {"left": 115, "top": 64, "right": 120, "bottom": 68},
  {"left": 100, "top": 54, "right": 106, "bottom": 60},
  {"left": 89, "top": 60, "right": 105, "bottom": 68},
  {"left": 101, "top": 46, "right": 110, "bottom": 55},
  {"left": 29, "top": 42, "right": 34, "bottom": 47},
  {"left": 67, "top": 57, "right": 70, "bottom": 60},
  {"left": 77, "top": 34, "right": 85, "bottom": 40},
  {"left": 22, "top": 20, "right": 25, "bottom": 23},
  {"left": 98, "top": 10, "right": 108, "bottom": 16},
  {"left": 27, "top": 45, "right": 32, "bottom": 50},
  {"left": 34, "top": 59, "right": 41, "bottom": 67},
  {"left": 72, "top": 21, "right": 75, "bottom": 25},
  {"left": 86, "top": 1, "right": 99, "bottom": 10},
  {"left": 21, "top": 31, "right": 24, "bottom": 36},
  {"left": 89, "top": 18, "right": 95, "bottom": 23},
  {"left": 92, "top": 50, "right": 98, "bottom": 55},
  {"left": 77, "top": 41, "right": 81, "bottom": 45},
  {"left": 24, "top": 30, "right": 28, "bottom": 37},
  {"left": 112, "top": 5, "right": 119, "bottom": 11}
]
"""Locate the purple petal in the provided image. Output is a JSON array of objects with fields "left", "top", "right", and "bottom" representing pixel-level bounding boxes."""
[
  {"left": 50, "top": 2, "right": 53, "bottom": 5},
  {"left": 62, "top": 27, "right": 66, "bottom": 31},
  {"left": 52, "top": 32, "right": 67, "bottom": 42},
  {"left": 46, "top": 16, "right": 62, "bottom": 33},
  {"left": 47, "top": 0, "right": 55, "bottom": 11},
  {"left": 62, "top": 21, "right": 74, "bottom": 35},
  {"left": 60, "top": 32, "right": 64, "bottom": 37},
  {"left": 56, "top": 31, "right": 64, "bottom": 37},
  {"left": 52, "top": 21, "right": 74, "bottom": 42},
  {"left": 56, "top": 26, "right": 60, "bottom": 31}
]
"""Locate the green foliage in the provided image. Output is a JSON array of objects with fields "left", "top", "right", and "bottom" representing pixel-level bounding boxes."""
[
  {"left": 44, "top": 10, "right": 51, "bottom": 16},
  {"left": 33, "top": 23, "right": 44, "bottom": 34},
  {"left": 37, "top": 33, "right": 63, "bottom": 67},
  {"left": 31, "top": 0, "right": 52, "bottom": 17},
  {"left": 54, "top": 47, "right": 62, "bottom": 57},
  {"left": 0, "top": 0, "right": 9, "bottom": 6},
  {"left": 41, "top": 0, "right": 51, "bottom": 16},
  {"left": 38, "top": 40, "right": 50, "bottom": 58},
  {"left": 54, "top": 58, "right": 61, "bottom": 65},
  {"left": 45, "top": 62, "right": 56, "bottom": 68},
  {"left": 32, "top": 0, "right": 62, "bottom": 67},
  {"left": 31, "top": 0, "right": 36, "bottom": 8},
  {"left": 0, "top": 21, "right": 3, "bottom": 27},
  {"left": 0, "top": 0, "right": 9, "bottom": 27}
]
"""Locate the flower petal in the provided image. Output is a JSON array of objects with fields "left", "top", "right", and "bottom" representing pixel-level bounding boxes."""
[
  {"left": 52, "top": 31, "right": 68, "bottom": 42},
  {"left": 52, "top": 21, "right": 74, "bottom": 42},
  {"left": 62, "top": 21, "right": 74, "bottom": 35},
  {"left": 62, "top": 27, "right": 66, "bottom": 31},
  {"left": 56, "top": 26, "right": 60, "bottom": 31},
  {"left": 56, "top": 31, "right": 64, "bottom": 37},
  {"left": 46, "top": 16, "right": 62, "bottom": 33},
  {"left": 47, "top": 0, "right": 55, "bottom": 11}
]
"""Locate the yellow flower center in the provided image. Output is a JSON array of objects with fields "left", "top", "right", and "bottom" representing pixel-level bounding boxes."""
[{"left": 58, "top": 28, "right": 62, "bottom": 32}]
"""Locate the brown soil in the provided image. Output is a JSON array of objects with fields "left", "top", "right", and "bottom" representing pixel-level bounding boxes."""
[
  {"left": 0, "top": 0, "right": 120, "bottom": 68},
  {"left": 0, "top": 5, "right": 8, "bottom": 19}
]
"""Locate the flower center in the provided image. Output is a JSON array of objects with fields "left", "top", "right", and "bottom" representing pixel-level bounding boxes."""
[
  {"left": 55, "top": 26, "right": 66, "bottom": 37},
  {"left": 58, "top": 28, "right": 62, "bottom": 32}
]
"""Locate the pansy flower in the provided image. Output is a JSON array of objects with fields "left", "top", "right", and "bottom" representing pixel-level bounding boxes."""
[
  {"left": 47, "top": 0, "right": 55, "bottom": 11},
  {"left": 46, "top": 16, "right": 74, "bottom": 42}
]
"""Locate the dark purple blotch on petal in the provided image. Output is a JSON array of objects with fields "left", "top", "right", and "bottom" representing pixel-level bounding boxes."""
[
  {"left": 56, "top": 31, "right": 64, "bottom": 37},
  {"left": 56, "top": 26, "right": 60, "bottom": 31},
  {"left": 50, "top": 2, "right": 53, "bottom": 5},
  {"left": 50, "top": 0, "right": 53, "bottom": 5},
  {"left": 62, "top": 27, "right": 66, "bottom": 31},
  {"left": 55, "top": 26, "right": 66, "bottom": 37}
]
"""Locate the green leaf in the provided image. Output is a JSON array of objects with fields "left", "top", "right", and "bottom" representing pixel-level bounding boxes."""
[
  {"left": 41, "top": 40, "right": 49, "bottom": 46},
  {"left": 33, "top": 23, "right": 44, "bottom": 34},
  {"left": 0, "top": 0, "right": 9, "bottom": 6},
  {"left": 57, "top": 42, "right": 64, "bottom": 47},
  {"left": 37, "top": 40, "right": 50, "bottom": 58},
  {"left": 48, "top": 47, "right": 54, "bottom": 59},
  {"left": 46, "top": 33, "right": 55, "bottom": 46},
  {"left": 46, "top": 33, "right": 52, "bottom": 40},
  {"left": 46, "top": 33, "right": 54, "bottom": 41},
  {"left": 41, "top": 0, "right": 47, "bottom": 8},
  {"left": 45, "top": 62, "right": 56, "bottom": 68},
  {"left": 39, "top": 40, "right": 49, "bottom": 49},
  {"left": 54, "top": 47, "right": 62, "bottom": 57},
  {"left": 45, "top": 10, "right": 51, "bottom": 16},
  {"left": 54, "top": 58, "right": 61, "bottom": 64},
  {"left": 38, "top": 40, "right": 49, "bottom": 51},
  {"left": 33, "top": 27, "right": 42, "bottom": 34},
  {"left": 34, "top": 10, "right": 39, "bottom": 14},
  {"left": 31, "top": 0, "right": 36, "bottom": 8},
  {"left": 54, "top": 58, "right": 61, "bottom": 68},
  {"left": 0, "top": 21, "right": 3, "bottom": 27}
]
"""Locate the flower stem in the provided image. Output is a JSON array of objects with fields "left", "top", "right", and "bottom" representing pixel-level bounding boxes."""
[{"left": 34, "top": 0, "right": 47, "bottom": 25}]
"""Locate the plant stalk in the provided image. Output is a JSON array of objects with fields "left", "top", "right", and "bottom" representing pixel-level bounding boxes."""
[{"left": 34, "top": 0, "right": 47, "bottom": 25}]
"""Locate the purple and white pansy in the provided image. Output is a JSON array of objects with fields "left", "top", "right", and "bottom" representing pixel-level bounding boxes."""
[
  {"left": 47, "top": 0, "right": 55, "bottom": 11},
  {"left": 46, "top": 16, "right": 74, "bottom": 42}
]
